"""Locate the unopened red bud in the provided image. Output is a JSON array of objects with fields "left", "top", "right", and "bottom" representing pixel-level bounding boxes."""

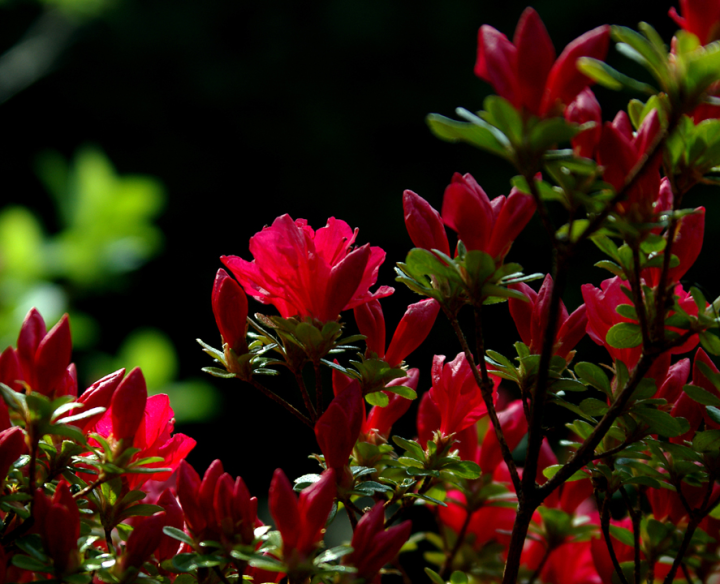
[
  {"left": 403, "top": 190, "right": 450, "bottom": 256},
  {"left": 110, "top": 368, "right": 147, "bottom": 444},
  {"left": 34, "top": 314, "right": 73, "bottom": 397},
  {"left": 122, "top": 512, "right": 167, "bottom": 571},
  {"left": 212, "top": 269, "right": 249, "bottom": 354},
  {"left": 0, "top": 427, "right": 26, "bottom": 482}
]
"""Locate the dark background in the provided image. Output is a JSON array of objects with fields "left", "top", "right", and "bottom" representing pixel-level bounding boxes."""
[{"left": 2, "top": 0, "right": 717, "bottom": 518}]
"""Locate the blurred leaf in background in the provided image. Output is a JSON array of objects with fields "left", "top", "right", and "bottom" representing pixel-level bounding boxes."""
[{"left": 0, "top": 146, "right": 220, "bottom": 423}]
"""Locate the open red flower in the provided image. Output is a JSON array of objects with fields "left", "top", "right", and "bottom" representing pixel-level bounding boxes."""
[
  {"left": 429, "top": 353, "right": 500, "bottom": 437},
  {"left": 475, "top": 7, "right": 609, "bottom": 117},
  {"left": 222, "top": 215, "right": 393, "bottom": 323},
  {"left": 93, "top": 377, "right": 196, "bottom": 489}
]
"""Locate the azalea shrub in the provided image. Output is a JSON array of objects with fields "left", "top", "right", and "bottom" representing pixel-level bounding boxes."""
[{"left": 4, "top": 2, "right": 720, "bottom": 584}]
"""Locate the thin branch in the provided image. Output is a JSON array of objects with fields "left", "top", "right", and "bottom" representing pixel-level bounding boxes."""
[
  {"left": 251, "top": 378, "right": 313, "bottom": 427},
  {"left": 539, "top": 353, "right": 655, "bottom": 498},
  {"left": 661, "top": 482, "right": 720, "bottom": 584},
  {"left": 313, "top": 361, "right": 324, "bottom": 418},
  {"left": 73, "top": 473, "right": 112, "bottom": 499},
  {"left": 596, "top": 489, "right": 631, "bottom": 584},
  {"left": 444, "top": 306, "right": 521, "bottom": 495},
  {"left": 620, "top": 486, "right": 642, "bottom": 584},
  {"left": 630, "top": 242, "right": 651, "bottom": 349},
  {"left": 574, "top": 113, "right": 680, "bottom": 250},
  {"left": 292, "top": 371, "right": 317, "bottom": 423},
  {"left": 521, "top": 252, "right": 568, "bottom": 495}
]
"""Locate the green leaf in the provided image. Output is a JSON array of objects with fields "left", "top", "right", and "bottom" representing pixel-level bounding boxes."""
[
  {"left": 484, "top": 95, "right": 523, "bottom": 145},
  {"left": 385, "top": 385, "right": 417, "bottom": 400},
  {"left": 580, "top": 398, "right": 609, "bottom": 417},
  {"left": 633, "top": 408, "right": 683, "bottom": 437},
  {"left": 365, "top": 391, "right": 389, "bottom": 407},
  {"left": 591, "top": 235, "right": 620, "bottom": 261},
  {"left": 700, "top": 332, "right": 720, "bottom": 356},
  {"left": 707, "top": 405, "right": 720, "bottom": 425},
  {"left": 315, "top": 545, "right": 353, "bottom": 564},
  {"left": 116, "top": 504, "right": 164, "bottom": 522},
  {"left": 11, "top": 555, "right": 52, "bottom": 572},
  {"left": 606, "top": 323, "right": 642, "bottom": 349},
  {"left": 609, "top": 525, "right": 635, "bottom": 547},
  {"left": 393, "top": 436, "right": 425, "bottom": 460},
  {"left": 542, "top": 464, "right": 587, "bottom": 482},
  {"left": 529, "top": 117, "right": 580, "bottom": 153},
  {"left": 552, "top": 378, "right": 587, "bottom": 392},
  {"left": 426, "top": 112, "right": 510, "bottom": 158},
  {"left": 575, "top": 362, "right": 611, "bottom": 395},
  {"left": 202, "top": 367, "right": 236, "bottom": 379},
  {"left": 683, "top": 384, "right": 720, "bottom": 407},
  {"left": 577, "top": 57, "right": 656, "bottom": 95},
  {"left": 14, "top": 535, "right": 48, "bottom": 562},
  {"left": 693, "top": 430, "right": 720, "bottom": 452},
  {"left": 612, "top": 25, "right": 668, "bottom": 86},
  {"left": 616, "top": 304, "right": 638, "bottom": 319},
  {"left": 425, "top": 569, "right": 446, "bottom": 584},
  {"left": 450, "top": 571, "right": 468, "bottom": 584},
  {"left": 352, "top": 481, "right": 393, "bottom": 496},
  {"left": 163, "top": 526, "right": 195, "bottom": 547}
]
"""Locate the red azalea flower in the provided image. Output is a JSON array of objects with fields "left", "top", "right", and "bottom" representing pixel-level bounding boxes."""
[
  {"left": 402, "top": 189, "right": 451, "bottom": 256},
  {"left": 530, "top": 540, "right": 602, "bottom": 584},
  {"left": 441, "top": 173, "right": 536, "bottom": 261},
  {"left": 268, "top": 468, "right": 336, "bottom": 567},
  {"left": 475, "top": 7, "right": 609, "bottom": 117},
  {"left": 121, "top": 512, "right": 167, "bottom": 571},
  {"left": 10, "top": 309, "right": 74, "bottom": 399},
  {"left": 669, "top": 0, "right": 720, "bottom": 44},
  {"left": 438, "top": 491, "right": 517, "bottom": 550},
  {"left": 33, "top": 481, "right": 81, "bottom": 575},
  {"left": 671, "top": 348, "right": 720, "bottom": 443},
  {"left": 59, "top": 369, "right": 126, "bottom": 435},
  {"left": 429, "top": 353, "right": 499, "bottom": 437},
  {"left": 344, "top": 503, "right": 411, "bottom": 582},
  {"left": 508, "top": 274, "right": 587, "bottom": 361},
  {"left": 643, "top": 205, "right": 705, "bottom": 287},
  {"left": 212, "top": 268, "right": 249, "bottom": 354},
  {"left": 314, "top": 380, "right": 364, "bottom": 471},
  {"left": 177, "top": 459, "right": 259, "bottom": 547},
  {"left": 0, "top": 427, "right": 26, "bottom": 483},
  {"left": 565, "top": 88, "right": 602, "bottom": 159},
  {"left": 354, "top": 298, "right": 440, "bottom": 367},
  {"left": 93, "top": 381, "right": 196, "bottom": 490},
  {"left": 222, "top": 215, "right": 393, "bottom": 323},
  {"left": 581, "top": 277, "right": 698, "bottom": 371},
  {"left": 403, "top": 175, "right": 536, "bottom": 264},
  {"left": 596, "top": 110, "right": 662, "bottom": 222}
]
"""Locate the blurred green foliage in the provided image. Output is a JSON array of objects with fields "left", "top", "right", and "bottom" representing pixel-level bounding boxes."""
[{"left": 0, "top": 146, "right": 219, "bottom": 423}]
